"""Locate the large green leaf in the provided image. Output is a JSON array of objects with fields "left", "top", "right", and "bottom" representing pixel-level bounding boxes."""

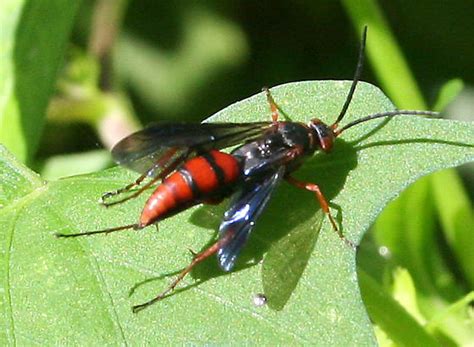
[{"left": 1, "top": 81, "right": 473, "bottom": 345}]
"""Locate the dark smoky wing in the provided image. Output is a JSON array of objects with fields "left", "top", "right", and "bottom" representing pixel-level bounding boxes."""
[
  {"left": 111, "top": 122, "right": 270, "bottom": 174},
  {"left": 113, "top": 146, "right": 192, "bottom": 176},
  {"left": 217, "top": 166, "right": 285, "bottom": 272}
]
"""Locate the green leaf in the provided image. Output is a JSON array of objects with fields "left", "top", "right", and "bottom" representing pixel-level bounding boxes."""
[
  {"left": 0, "top": 145, "right": 44, "bottom": 345},
  {"left": 432, "top": 79, "right": 464, "bottom": 112},
  {"left": 262, "top": 210, "right": 323, "bottom": 311},
  {"left": 358, "top": 270, "right": 441, "bottom": 347},
  {"left": 373, "top": 177, "right": 448, "bottom": 299},
  {"left": 0, "top": 0, "right": 80, "bottom": 163},
  {"left": 0, "top": 145, "right": 44, "bottom": 208},
  {"left": 431, "top": 169, "right": 474, "bottom": 289},
  {"left": 391, "top": 268, "right": 426, "bottom": 324},
  {"left": 40, "top": 150, "right": 111, "bottom": 181},
  {"left": 1, "top": 81, "right": 473, "bottom": 344},
  {"left": 426, "top": 291, "right": 474, "bottom": 345}
]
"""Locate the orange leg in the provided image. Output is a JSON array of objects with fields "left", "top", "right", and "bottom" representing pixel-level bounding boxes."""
[
  {"left": 286, "top": 176, "right": 355, "bottom": 248},
  {"left": 263, "top": 87, "right": 281, "bottom": 123},
  {"left": 132, "top": 239, "right": 225, "bottom": 313}
]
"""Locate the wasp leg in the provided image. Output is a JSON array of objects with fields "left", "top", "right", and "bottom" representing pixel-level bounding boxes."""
[
  {"left": 132, "top": 240, "right": 223, "bottom": 313},
  {"left": 100, "top": 169, "right": 156, "bottom": 206},
  {"left": 101, "top": 149, "right": 188, "bottom": 207},
  {"left": 55, "top": 223, "right": 141, "bottom": 238},
  {"left": 286, "top": 176, "right": 355, "bottom": 248},
  {"left": 101, "top": 172, "right": 162, "bottom": 208},
  {"left": 262, "top": 87, "right": 281, "bottom": 123},
  {"left": 263, "top": 87, "right": 293, "bottom": 122},
  {"left": 101, "top": 148, "right": 179, "bottom": 205}
]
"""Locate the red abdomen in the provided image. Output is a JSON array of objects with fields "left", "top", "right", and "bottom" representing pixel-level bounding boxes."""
[{"left": 139, "top": 150, "right": 240, "bottom": 226}]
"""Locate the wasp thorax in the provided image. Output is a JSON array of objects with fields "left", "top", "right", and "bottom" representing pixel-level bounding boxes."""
[{"left": 309, "top": 119, "right": 335, "bottom": 152}]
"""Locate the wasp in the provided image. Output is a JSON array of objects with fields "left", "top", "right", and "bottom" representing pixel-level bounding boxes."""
[{"left": 56, "top": 27, "right": 438, "bottom": 312}]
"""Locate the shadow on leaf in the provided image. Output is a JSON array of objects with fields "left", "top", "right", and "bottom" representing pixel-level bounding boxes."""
[{"left": 183, "top": 140, "right": 358, "bottom": 310}]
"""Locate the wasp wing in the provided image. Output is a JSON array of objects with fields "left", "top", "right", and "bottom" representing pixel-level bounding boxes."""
[
  {"left": 111, "top": 122, "right": 270, "bottom": 175},
  {"left": 217, "top": 166, "right": 286, "bottom": 272}
]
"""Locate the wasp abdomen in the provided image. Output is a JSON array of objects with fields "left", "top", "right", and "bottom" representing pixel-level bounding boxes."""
[{"left": 139, "top": 150, "right": 240, "bottom": 226}]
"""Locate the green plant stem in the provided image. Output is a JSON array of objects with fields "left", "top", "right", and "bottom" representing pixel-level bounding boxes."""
[{"left": 341, "top": 0, "right": 426, "bottom": 109}]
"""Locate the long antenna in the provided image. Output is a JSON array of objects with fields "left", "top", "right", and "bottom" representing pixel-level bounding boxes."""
[
  {"left": 332, "top": 26, "right": 368, "bottom": 128},
  {"left": 333, "top": 110, "right": 439, "bottom": 136}
]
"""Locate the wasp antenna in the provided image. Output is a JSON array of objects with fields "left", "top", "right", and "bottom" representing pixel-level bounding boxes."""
[
  {"left": 334, "top": 110, "right": 440, "bottom": 136},
  {"left": 55, "top": 223, "right": 141, "bottom": 238},
  {"left": 332, "top": 26, "right": 368, "bottom": 129}
]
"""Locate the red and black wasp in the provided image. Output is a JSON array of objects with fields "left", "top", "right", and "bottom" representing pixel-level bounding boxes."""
[{"left": 56, "top": 27, "right": 438, "bottom": 312}]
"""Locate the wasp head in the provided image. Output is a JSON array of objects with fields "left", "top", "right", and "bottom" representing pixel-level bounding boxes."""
[{"left": 308, "top": 118, "right": 335, "bottom": 153}]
